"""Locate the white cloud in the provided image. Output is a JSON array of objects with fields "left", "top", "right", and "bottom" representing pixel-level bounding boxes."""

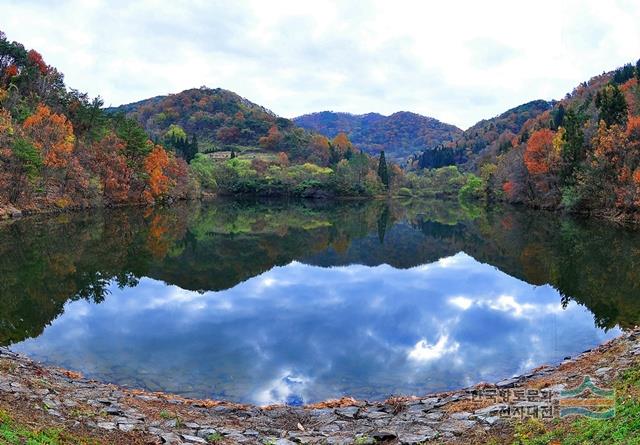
[
  {"left": 408, "top": 334, "right": 459, "bottom": 362},
  {"left": 3, "top": 0, "right": 640, "bottom": 128},
  {"left": 449, "top": 296, "right": 473, "bottom": 310}
]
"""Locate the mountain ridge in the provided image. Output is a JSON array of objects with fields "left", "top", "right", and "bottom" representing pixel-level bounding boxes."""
[{"left": 293, "top": 110, "right": 462, "bottom": 161}]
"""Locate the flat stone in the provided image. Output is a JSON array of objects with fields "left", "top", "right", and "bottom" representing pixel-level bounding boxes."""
[
  {"left": 439, "top": 419, "right": 476, "bottom": 435},
  {"left": 398, "top": 428, "right": 438, "bottom": 444},
  {"left": 196, "top": 428, "right": 218, "bottom": 439},
  {"left": 450, "top": 411, "right": 472, "bottom": 420},
  {"left": 104, "top": 406, "right": 124, "bottom": 416},
  {"left": 181, "top": 435, "right": 206, "bottom": 444},
  {"left": 424, "top": 412, "right": 444, "bottom": 421},
  {"left": 274, "top": 439, "right": 296, "bottom": 445},
  {"left": 407, "top": 404, "right": 427, "bottom": 414},
  {"left": 496, "top": 377, "right": 519, "bottom": 388},
  {"left": 118, "top": 423, "right": 136, "bottom": 432},
  {"left": 361, "top": 410, "right": 390, "bottom": 420},
  {"left": 161, "top": 432, "right": 183, "bottom": 444},
  {"left": 475, "top": 404, "right": 508, "bottom": 416},
  {"left": 595, "top": 367, "right": 612, "bottom": 376},
  {"left": 372, "top": 430, "right": 397, "bottom": 441},
  {"left": 319, "top": 423, "right": 341, "bottom": 433},
  {"left": 96, "top": 421, "right": 116, "bottom": 431},
  {"left": 335, "top": 406, "right": 359, "bottom": 418}
]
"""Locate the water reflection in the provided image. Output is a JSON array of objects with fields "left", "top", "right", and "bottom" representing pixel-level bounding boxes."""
[{"left": 1, "top": 199, "right": 638, "bottom": 404}]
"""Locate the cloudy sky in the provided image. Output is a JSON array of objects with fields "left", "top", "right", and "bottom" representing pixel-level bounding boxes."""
[{"left": 3, "top": 0, "right": 640, "bottom": 128}]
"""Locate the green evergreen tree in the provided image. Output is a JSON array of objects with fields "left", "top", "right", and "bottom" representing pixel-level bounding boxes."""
[
  {"left": 560, "top": 108, "right": 585, "bottom": 185},
  {"left": 636, "top": 58, "right": 640, "bottom": 82},
  {"left": 377, "top": 151, "right": 389, "bottom": 188},
  {"left": 553, "top": 104, "right": 565, "bottom": 129},
  {"left": 230, "top": 148, "right": 236, "bottom": 159},
  {"left": 595, "top": 84, "right": 628, "bottom": 127}
]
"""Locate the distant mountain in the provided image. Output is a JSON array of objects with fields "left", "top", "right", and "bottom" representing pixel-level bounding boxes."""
[
  {"left": 107, "top": 87, "right": 305, "bottom": 152},
  {"left": 293, "top": 111, "right": 462, "bottom": 161},
  {"left": 450, "top": 99, "right": 555, "bottom": 159}
]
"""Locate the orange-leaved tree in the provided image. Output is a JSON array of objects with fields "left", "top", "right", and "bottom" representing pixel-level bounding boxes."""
[
  {"left": 524, "top": 128, "right": 556, "bottom": 175},
  {"left": 22, "top": 104, "right": 75, "bottom": 168},
  {"left": 143, "top": 145, "right": 171, "bottom": 203}
]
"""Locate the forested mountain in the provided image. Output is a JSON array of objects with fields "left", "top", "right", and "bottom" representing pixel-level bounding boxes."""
[
  {"left": 406, "top": 100, "right": 554, "bottom": 170},
  {"left": 293, "top": 111, "right": 462, "bottom": 161},
  {"left": 452, "top": 59, "right": 640, "bottom": 218},
  {"left": 108, "top": 87, "right": 309, "bottom": 153}
]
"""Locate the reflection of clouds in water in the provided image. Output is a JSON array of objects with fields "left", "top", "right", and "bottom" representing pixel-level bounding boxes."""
[
  {"left": 255, "top": 371, "right": 310, "bottom": 406},
  {"left": 408, "top": 334, "right": 459, "bottom": 362},
  {"left": 13, "top": 252, "right": 620, "bottom": 404},
  {"left": 449, "top": 296, "right": 473, "bottom": 310}
]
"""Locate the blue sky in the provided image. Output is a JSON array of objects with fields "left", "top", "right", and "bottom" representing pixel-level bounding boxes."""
[{"left": 3, "top": 0, "right": 640, "bottom": 128}]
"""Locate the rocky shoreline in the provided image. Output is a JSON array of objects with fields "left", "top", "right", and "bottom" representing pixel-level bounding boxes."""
[{"left": 1, "top": 329, "right": 639, "bottom": 444}]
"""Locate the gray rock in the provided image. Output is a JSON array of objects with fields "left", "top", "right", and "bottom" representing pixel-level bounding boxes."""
[
  {"left": 118, "top": 423, "right": 136, "bottom": 432},
  {"left": 319, "top": 423, "right": 341, "bottom": 433},
  {"left": 439, "top": 419, "right": 476, "bottom": 435},
  {"left": 595, "top": 367, "right": 612, "bottom": 376},
  {"left": 406, "top": 404, "right": 427, "bottom": 414},
  {"left": 475, "top": 404, "right": 508, "bottom": 416},
  {"left": 398, "top": 428, "right": 438, "bottom": 444},
  {"left": 195, "top": 428, "right": 219, "bottom": 439},
  {"left": 335, "top": 406, "right": 359, "bottom": 418},
  {"left": 480, "top": 416, "right": 501, "bottom": 425},
  {"left": 104, "top": 406, "right": 124, "bottom": 416},
  {"left": 181, "top": 435, "right": 206, "bottom": 444},
  {"left": 274, "top": 439, "right": 296, "bottom": 445},
  {"left": 424, "top": 412, "right": 444, "bottom": 421},
  {"left": 371, "top": 430, "right": 397, "bottom": 441},
  {"left": 161, "top": 432, "right": 183, "bottom": 444},
  {"left": 496, "top": 377, "right": 519, "bottom": 388},
  {"left": 361, "top": 410, "right": 390, "bottom": 420},
  {"left": 96, "top": 421, "right": 116, "bottom": 431},
  {"left": 450, "top": 411, "right": 472, "bottom": 420}
]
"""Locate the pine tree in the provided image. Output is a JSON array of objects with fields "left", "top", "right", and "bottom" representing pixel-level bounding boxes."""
[
  {"left": 377, "top": 151, "right": 389, "bottom": 187},
  {"left": 553, "top": 104, "right": 565, "bottom": 129},
  {"left": 636, "top": 58, "right": 640, "bottom": 82},
  {"left": 595, "top": 84, "right": 628, "bottom": 127},
  {"left": 560, "top": 108, "right": 585, "bottom": 185},
  {"left": 230, "top": 147, "right": 236, "bottom": 159}
]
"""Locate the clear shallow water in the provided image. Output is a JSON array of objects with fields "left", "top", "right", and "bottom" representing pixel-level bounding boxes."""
[{"left": 1, "top": 199, "right": 638, "bottom": 405}]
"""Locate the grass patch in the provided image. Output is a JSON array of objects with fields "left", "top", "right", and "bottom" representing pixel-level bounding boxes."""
[
  {"left": 207, "top": 432, "right": 224, "bottom": 442},
  {"left": 0, "top": 409, "right": 98, "bottom": 444},
  {"left": 511, "top": 363, "right": 640, "bottom": 444}
]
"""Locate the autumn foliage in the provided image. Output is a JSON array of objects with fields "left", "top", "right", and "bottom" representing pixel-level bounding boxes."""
[
  {"left": 0, "top": 31, "right": 193, "bottom": 214},
  {"left": 524, "top": 129, "right": 556, "bottom": 175},
  {"left": 22, "top": 105, "right": 75, "bottom": 167}
]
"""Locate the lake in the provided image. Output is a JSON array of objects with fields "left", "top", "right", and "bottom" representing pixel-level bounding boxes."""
[{"left": 1, "top": 199, "right": 638, "bottom": 405}]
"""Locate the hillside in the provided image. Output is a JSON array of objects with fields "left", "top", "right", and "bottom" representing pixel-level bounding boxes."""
[
  {"left": 452, "top": 100, "right": 555, "bottom": 161},
  {"left": 464, "top": 60, "right": 640, "bottom": 216},
  {"left": 0, "top": 31, "right": 193, "bottom": 216},
  {"left": 107, "top": 87, "right": 308, "bottom": 153},
  {"left": 293, "top": 111, "right": 462, "bottom": 161}
]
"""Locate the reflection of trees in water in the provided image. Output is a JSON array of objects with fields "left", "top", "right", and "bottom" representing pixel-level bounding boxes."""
[{"left": 1, "top": 198, "right": 639, "bottom": 345}]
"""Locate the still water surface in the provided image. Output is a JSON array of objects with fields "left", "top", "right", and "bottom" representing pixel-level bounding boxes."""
[{"left": 1, "top": 199, "right": 638, "bottom": 404}]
